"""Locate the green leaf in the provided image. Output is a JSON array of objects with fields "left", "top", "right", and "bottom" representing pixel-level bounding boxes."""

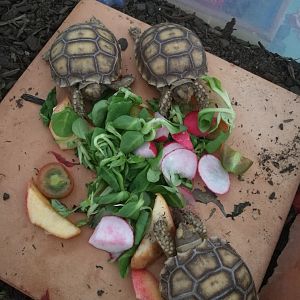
[
  {"left": 220, "top": 144, "right": 253, "bottom": 175},
  {"left": 72, "top": 118, "right": 90, "bottom": 140},
  {"left": 205, "top": 131, "right": 230, "bottom": 153},
  {"left": 117, "top": 246, "right": 137, "bottom": 278},
  {"left": 142, "top": 118, "right": 186, "bottom": 135},
  {"left": 139, "top": 107, "right": 152, "bottom": 121},
  {"left": 117, "top": 87, "right": 142, "bottom": 105},
  {"left": 76, "top": 219, "right": 89, "bottom": 227},
  {"left": 98, "top": 165, "right": 121, "bottom": 192},
  {"left": 51, "top": 199, "right": 75, "bottom": 217},
  {"left": 117, "top": 197, "right": 144, "bottom": 219},
  {"left": 129, "top": 166, "right": 150, "bottom": 193},
  {"left": 112, "top": 115, "right": 142, "bottom": 131},
  {"left": 198, "top": 111, "right": 214, "bottom": 133},
  {"left": 106, "top": 101, "right": 133, "bottom": 123},
  {"left": 40, "top": 88, "right": 57, "bottom": 126},
  {"left": 169, "top": 104, "right": 184, "bottom": 124},
  {"left": 200, "top": 75, "right": 236, "bottom": 132},
  {"left": 147, "top": 185, "right": 184, "bottom": 208},
  {"left": 147, "top": 167, "right": 161, "bottom": 183},
  {"left": 51, "top": 107, "right": 78, "bottom": 138},
  {"left": 147, "top": 99, "right": 159, "bottom": 112},
  {"left": 120, "top": 131, "right": 144, "bottom": 154},
  {"left": 89, "top": 100, "right": 108, "bottom": 127},
  {"left": 134, "top": 211, "right": 150, "bottom": 245},
  {"left": 94, "top": 191, "right": 130, "bottom": 205}
]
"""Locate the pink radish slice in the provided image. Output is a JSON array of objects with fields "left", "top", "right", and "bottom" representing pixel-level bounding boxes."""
[
  {"left": 161, "top": 148, "right": 198, "bottom": 182},
  {"left": 134, "top": 142, "right": 157, "bottom": 158},
  {"left": 177, "top": 186, "right": 197, "bottom": 207},
  {"left": 184, "top": 111, "right": 208, "bottom": 137},
  {"left": 89, "top": 216, "right": 134, "bottom": 253},
  {"left": 109, "top": 251, "right": 123, "bottom": 262},
  {"left": 198, "top": 155, "right": 230, "bottom": 194},
  {"left": 171, "top": 131, "right": 194, "bottom": 151},
  {"left": 154, "top": 112, "right": 169, "bottom": 142},
  {"left": 162, "top": 142, "right": 184, "bottom": 159}
]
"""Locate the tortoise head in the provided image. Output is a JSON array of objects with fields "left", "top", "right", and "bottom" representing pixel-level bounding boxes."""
[
  {"left": 174, "top": 209, "right": 207, "bottom": 253},
  {"left": 171, "top": 79, "right": 195, "bottom": 103},
  {"left": 81, "top": 83, "right": 104, "bottom": 102}
]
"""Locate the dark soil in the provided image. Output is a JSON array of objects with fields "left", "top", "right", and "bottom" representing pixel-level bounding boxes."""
[{"left": 0, "top": 0, "right": 299, "bottom": 298}]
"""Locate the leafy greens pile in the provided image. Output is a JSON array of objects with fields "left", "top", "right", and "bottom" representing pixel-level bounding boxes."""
[{"left": 40, "top": 76, "right": 251, "bottom": 277}]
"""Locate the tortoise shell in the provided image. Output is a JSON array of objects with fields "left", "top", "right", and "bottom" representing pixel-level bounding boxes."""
[
  {"left": 48, "top": 20, "right": 121, "bottom": 88},
  {"left": 160, "top": 238, "right": 257, "bottom": 300},
  {"left": 135, "top": 23, "right": 207, "bottom": 88}
]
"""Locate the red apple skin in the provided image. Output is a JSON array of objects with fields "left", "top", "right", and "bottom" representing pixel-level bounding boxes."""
[{"left": 131, "top": 269, "right": 162, "bottom": 300}]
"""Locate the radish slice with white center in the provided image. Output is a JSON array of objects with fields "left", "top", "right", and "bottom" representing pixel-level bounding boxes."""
[
  {"left": 161, "top": 148, "right": 197, "bottom": 182},
  {"left": 198, "top": 155, "right": 230, "bottom": 194},
  {"left": 154, "top": 112, "right": 169, "bottom": 142},
  {"left": 161, "top": 142, "right": 184, "bottom": 162},
  {"left": 89, "top": 216, "right": 134, "bottom": 253},
  {"left": 134, "top": 141, "right": 157, "bottom": 158}
]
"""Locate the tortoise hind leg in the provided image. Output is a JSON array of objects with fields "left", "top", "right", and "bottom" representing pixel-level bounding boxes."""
[
  {"left": 194, "top": 77, "right": 208, "bottom": 109},
  {"left": 71, "top": 87, "right": 85, "bottom": 117}
]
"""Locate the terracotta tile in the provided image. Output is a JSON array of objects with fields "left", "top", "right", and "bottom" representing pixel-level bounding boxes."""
[
  {"left": 0, "top": 1, "right": 299, "bottom": 299},
  {"left": 260, "top": 216, "right": 300, "bottom": 299}
]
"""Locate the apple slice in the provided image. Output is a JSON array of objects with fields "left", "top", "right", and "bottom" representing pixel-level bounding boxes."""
[
  {"left": 131, "top": 269, "right": 162, "bottom": 300},
  {"left": 26, "top": 182, "right": 80, "bottom": 239},
  {"left": 131, "top": 194, "right": 175, "bottom": 269},
  {"left": 49, "top": 98, "right": 78, "bottom": 150}
]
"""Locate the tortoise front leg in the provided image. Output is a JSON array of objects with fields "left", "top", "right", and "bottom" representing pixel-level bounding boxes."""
[
  {"left": 71, "top": 87, "right": 85, "bottom": 117},
  {"left": 153, "top": 219, "right": 176, "bottom": 257},
  {"left": 194, "top": 77, "right": 208, "bottom": 109},
  {"left": 159, "top": 88, "right": 172, "bottom": 117}
]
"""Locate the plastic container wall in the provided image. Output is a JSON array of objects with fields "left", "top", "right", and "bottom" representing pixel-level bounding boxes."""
[{"left": 169, "top": 0, "right": 300, "bottom": 59}]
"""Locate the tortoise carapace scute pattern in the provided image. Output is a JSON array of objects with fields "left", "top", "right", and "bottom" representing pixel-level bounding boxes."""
[
  {"left": 49, "top": 22, "right": 121, "bottom": 87},
  {"left": 160, "top": 238, "right": 257, "bottom": 300},
  {"left": 135, "top": 23, "right": 207, "bottom": 88}
]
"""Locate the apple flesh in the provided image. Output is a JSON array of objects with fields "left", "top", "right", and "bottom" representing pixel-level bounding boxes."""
[
  {"left": 131, "top": 194, "right": 175, "bottom": 269},
  {"left": 131, "top": 269, "right": 162, "bottom": 300},
  {"left": 26, "top": 181, "right": 80, "bottom": 239}
]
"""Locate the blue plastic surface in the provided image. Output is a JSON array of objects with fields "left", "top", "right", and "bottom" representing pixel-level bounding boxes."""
[
  {"left": 97, "top": 0, "right": 124, "bottom": 8},
  {"left": 171, "top": 0, "right": 300, "bottom": 59}
]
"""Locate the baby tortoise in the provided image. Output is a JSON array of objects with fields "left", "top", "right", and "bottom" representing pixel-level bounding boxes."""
[
  {"left": 45, "top": 17, "right": 134, "bottom": 116},
  {"left": 129, "top": 23, "right": 208, "bottom": 116},
  {"left": 153, "top": 210, "right": 258, "bottom": 300}
]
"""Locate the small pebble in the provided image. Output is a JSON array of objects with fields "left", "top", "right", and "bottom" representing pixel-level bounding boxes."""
[
  {"left": 118, "top": 38, "right": 128, "bottom": 51},
  {"left": 3, "top": 192, "right": 10, "bottom": 201}
]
